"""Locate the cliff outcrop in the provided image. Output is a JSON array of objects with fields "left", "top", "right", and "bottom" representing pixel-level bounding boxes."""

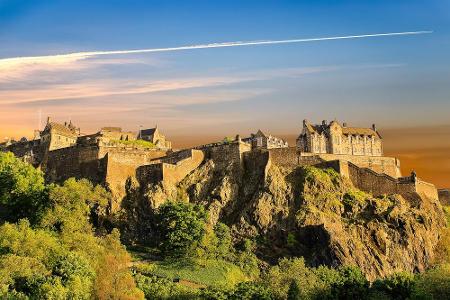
[{"left": 124, "top": 149, "right": 446, "bottom": 280}]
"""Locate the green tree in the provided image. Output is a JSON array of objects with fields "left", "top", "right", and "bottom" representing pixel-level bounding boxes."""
[
  {"left": 265, "top": 257, "right": 322, "bottom": 299},
  {"left": 230, "top": 282, "right": 273, "bottom": 300},
  {"left": 287, "top": 280, "right": 301, "bottom": 300},
  {"left": 214, "top": 222, "right": 233, "bottom": 259},
  {"left": 156, "top": 201, "right": 207, "bottom": 258},
  {"left": 412, "top": 264, "right": 450, "bottom": 299},
  {"left": 235, "top": 239, "right": 260, "bottom": 279},
  {"left": 40, "top": 178, "right": 110, "bottom": 234},
  {"left": 0, "top": 152, "right": 47, "bottom": 223},
  {"left": 330, "top": 265, "right": 370, "bottom": 300},
  {"left": 95, "top": 229, "right": 145, "bottom": 300},
  {"left": 372, "top": 272, "right": 414, "bottom": 300}
]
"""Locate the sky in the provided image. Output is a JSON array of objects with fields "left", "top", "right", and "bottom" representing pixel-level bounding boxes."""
[{"left": 0, "top": 0, "right": 449, "bottom": 186}]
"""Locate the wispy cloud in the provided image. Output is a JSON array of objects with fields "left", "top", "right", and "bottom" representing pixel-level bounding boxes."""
[
  {"left": 0, "top": 31, "right": 431, "bottom": 80},
  {"left": 0, "top": 66, "right": 342, "bottom": 105}
]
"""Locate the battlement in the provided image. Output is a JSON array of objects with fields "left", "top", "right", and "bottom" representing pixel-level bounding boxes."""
[
  {"left": 339, "top": 161, "right": 438, "bottom": 200},
  {"left": 137, "top": 149, "right": 204, "bottom": 186},
  {"left": 197, "top": 141, "right": 252, "bottom": 167},
  {"left": 265, "top": 147, "right": 437, "bottom": 200}
]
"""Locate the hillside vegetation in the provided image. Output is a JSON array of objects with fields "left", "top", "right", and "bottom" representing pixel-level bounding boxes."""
[{"left": 1, "top": 151, "right": 450, "bottom": 299}]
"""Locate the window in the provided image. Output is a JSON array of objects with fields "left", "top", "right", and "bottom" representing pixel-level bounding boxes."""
[{"left": 257, "top": 137, "right": 263, "bottom": 147}]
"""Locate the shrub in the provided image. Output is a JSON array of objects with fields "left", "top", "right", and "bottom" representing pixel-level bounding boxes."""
[
  {"left": 372, "top": 272, "right": 414, "bottom": 300},
  {"left": 156, "top": 201, "right": 208, "bottom": 258},
  {"left": 0, "top": 152, "right": 47, "bottom": 223},
  {"left": 264, "top": 258, "right": 323, "bottom": 299},
  {"left": 230, "top": 282, "right": 273, "bottom": 300},
  {"left": 330, "top": 265, "right": 370, "bottom": 300},
  {"left": 135, "top": 273, "right": 195, "bottom": 299},
  {"left": 412, "top": 264, "right": 450, "bottom": 299}
]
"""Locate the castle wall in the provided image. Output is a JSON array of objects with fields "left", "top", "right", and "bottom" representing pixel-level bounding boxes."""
[
  {"left": 161, "top": 150, "right": 204, "bottom": 185},
  {"left": 137, "top": 149, "right": 205, "bottom": 186},
  {"left": 414, "top": 180, "right": 439, "bottom": 200},
  {"left": 202, "top": 141, "right": 251, "bottom": 167},
  {"left": 100, "top": 147, "right": 168, "bottom": 211},
  {"left": 347, "top": 162, "right": 399, "bottom": 196},
  {"left": 44, "top": 145, "right": 105, "bottom": 184},
  {"left": 300, "top": 152, "right": 401, "bottom": 178},
  {"left": 243, "top": 149, "right": 271, "bottom": 177},
  {"left": 344, "top": 161, "right": 438, "bottom": 200},
  {"left": 268, "top": 147, "right": 300, "bottom": 167},
  {"left": 136, "top": 164, "right": 164, "bottom": 185}
]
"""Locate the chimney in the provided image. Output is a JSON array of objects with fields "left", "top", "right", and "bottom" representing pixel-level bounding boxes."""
[
  {"left": 372, "top": 124, "right": 376, "bottom": 131},
  {"left": 322, "top": 120, "right": 327, "bottom": 126},
  {"left": 343, "top": 122, "right": 347, "bottom": 127},
  {"left": 46, "top": 116, "right": 50, "bottom": 124},
  {"left": 303, "top": 119, "right": 307, "bottom": 126}
]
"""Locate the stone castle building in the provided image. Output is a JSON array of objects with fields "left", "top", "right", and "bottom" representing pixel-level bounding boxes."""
[
  {"left": 139, "top": 126, "right": 172, "bottom": 149},
  {"left": 243, "top": 130, "right": 288, "bottom": 149},
  {"left": 41, "top": 118, "right": 80, "bottom": 151},
  {"left": 2, "top": 116, "right": 443, "bottom": 212},
  {"left": 297, "top": 120, "right": 383, "bottom": 156}
]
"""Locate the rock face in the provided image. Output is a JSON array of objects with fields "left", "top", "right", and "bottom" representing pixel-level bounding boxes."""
[{"left": 127, "top": 150, "right": 446, "bottom": 280}]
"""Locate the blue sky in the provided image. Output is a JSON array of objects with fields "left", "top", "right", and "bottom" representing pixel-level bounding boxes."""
[{"left": 1, "top": 0, "right": 449, "bottom": 138}]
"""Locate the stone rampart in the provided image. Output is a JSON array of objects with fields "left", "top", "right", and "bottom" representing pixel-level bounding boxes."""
[
  {"left": 161, "top": 150, "right": 204, "bottom": 185},
  {"left": 267, "top": 147, "right": 300, "bottom": 167},
  {"left": 202, "top": 141, "right": 251, "bottom": 167},
  {"left": 301, "top": 152, "right": 401, "bottom": 178},
  {"left": 243, "top": 149, "right": 271, "bottom": 179},
  {"left": 137, "top": 149, "right": 205, "bottom": 186},
  {"left": 344, "top": 161, "right": 438, "bottom": 200},
  {"left": 44, "top": 145, "right": 105, "bottom": 184},
  {"left": 414, "top": 180, "right": 439, "bottom": 201},
  {"left": 347, "top": 162, "right": 399, "bottom": 196},
  {"left": 101, "top": 147, "right": 168, "bottom": 210}
]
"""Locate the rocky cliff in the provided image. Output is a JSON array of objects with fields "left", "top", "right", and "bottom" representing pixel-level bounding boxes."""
[{"left": 122, "top": 149, "right": 446, "bottom": 280}]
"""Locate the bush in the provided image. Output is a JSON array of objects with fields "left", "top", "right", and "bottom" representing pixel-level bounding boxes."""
[
  {"left": 329, "top": 265, "right": 370, "bottom": 300},
  {"left": 0, "top": 152, "right": 47, "bottom": 223},
  {"left": 135, "top": 273, "right": 195, "bottom": 299},
  {"left": 265, "top": 257, "right": 325, "bottom": 299},
  {"left": 412, "top": 264, "right": 450, "bottom": 299},
  {"left": 156, "top": 201, "right": 208, "bottom": 258},
  {"left": 230, "top": 282, "right": 273, "bottom": 300},
  {"left": 41, "top": 178, "right": 110, "bottom": 234},
  {"left": 372, "top": 272, "right": 414, "bottom": 300}
]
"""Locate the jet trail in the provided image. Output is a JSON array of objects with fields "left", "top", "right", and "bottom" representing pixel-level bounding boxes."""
[{"left": 0, "top": 31, "right": 432, "bottom": 68}]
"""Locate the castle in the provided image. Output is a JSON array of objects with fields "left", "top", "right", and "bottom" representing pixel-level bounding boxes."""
[
  {"left": 1, "top": 118, "right": 441, "bottom": 210},
  {"left": 297, "top": 120, "right": 382, "bottom": 156}
]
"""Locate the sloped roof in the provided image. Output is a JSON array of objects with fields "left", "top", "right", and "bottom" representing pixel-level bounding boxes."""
[
  {"left": 44, "top": 122, "right": 77, "bottom": 137},
  {"left": 303, "top": 121, "right": 380, "bottom": 138},
  {"left": 304, "top": 124, "right": 328, "bottom": 134},
  {"left": 255, "top": 129, "right": 267, "bottom": 138},
  {"left": 342, "top": 127, "right": 379, "bottom": 137},
  {"left": 140, "top": 128, "right": 157, "bottom": 136},
  {"left": 101, "top": 127, "right": 122, "bottom": 132}
]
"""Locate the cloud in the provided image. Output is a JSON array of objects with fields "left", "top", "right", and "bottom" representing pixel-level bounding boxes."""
[
  {"left": 0, "top": 65, "right": 342, "bottom": 105},
  {"left": 0, "top": 31, "right": 431, "bottom": 80}
]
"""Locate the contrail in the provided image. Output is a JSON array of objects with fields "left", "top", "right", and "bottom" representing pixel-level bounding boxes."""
[{"left": 0, "top": 31, "right": 432, "bottom": 68}]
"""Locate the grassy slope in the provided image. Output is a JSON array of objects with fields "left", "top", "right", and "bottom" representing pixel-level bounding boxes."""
[{"left": 133, "top": 258, "right": 248, "bottom": 288}]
